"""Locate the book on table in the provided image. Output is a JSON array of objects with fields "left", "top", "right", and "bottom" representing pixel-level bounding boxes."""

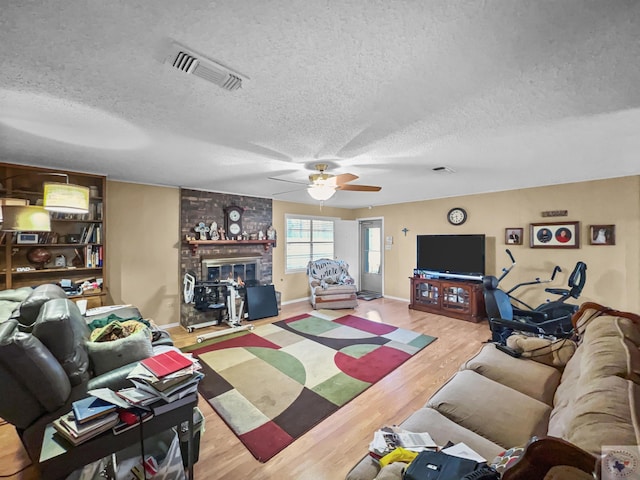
[
  {"left": 60, "top": 411, "right": 119, "bottom": 437},
  {"left": 53, "top": 411, "right": 119, "bottom": 446},
  {"left": 148, "top": 370, "right": 197, "bottom": 392},
  {"left": 127, "top": 356, "right": 200, "bottom": 385},
  {"left": 140, "top": 350, "right": 194, "bottom": 379},
  {"left": 131, "top": 372, "right": 204, "bottom": 403},
  {"left": 116, "top": 387, "right": 162, "bottom": 407},
  {"left": 71, "top": 396, "right": 118, "bottom": 424}
]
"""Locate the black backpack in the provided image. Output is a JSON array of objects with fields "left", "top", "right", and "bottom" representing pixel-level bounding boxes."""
[{"left": 403, "top": 450, "right": 497, "bottom": 480}]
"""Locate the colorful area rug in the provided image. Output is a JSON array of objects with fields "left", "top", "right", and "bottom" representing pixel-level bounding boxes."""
[{"left": 182, "top": 312, "right": 436, "bottom": 462}]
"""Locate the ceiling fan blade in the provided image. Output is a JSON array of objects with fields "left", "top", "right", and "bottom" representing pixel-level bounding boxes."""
[
  {"left": 272, "top": 187, "right": 307, "bottom": 196},
  {"left": 337, "top": 184, "right": 381, "bottom": 192},
  {"left": 268, "top": 176, "right": 309, "bottom": 186},
  {"left": 331, "top": 173, "right": 359, "bottom": 186}
]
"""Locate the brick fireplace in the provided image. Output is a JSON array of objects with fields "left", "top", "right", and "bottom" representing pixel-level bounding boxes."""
[{"left": 180, "top": 188, "right": 273, "bottom": 328}]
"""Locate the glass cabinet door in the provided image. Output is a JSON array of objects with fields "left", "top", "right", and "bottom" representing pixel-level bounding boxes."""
[
  {"left": 441, "top": 285, "right": 470, "bottom": 312},
  {"left": 416, "top": 281, "right": 439, "bottom": 306}
]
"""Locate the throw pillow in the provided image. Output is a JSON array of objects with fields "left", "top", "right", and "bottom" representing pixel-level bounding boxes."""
[
  {"left": 89, "top": 319, "right": 151, "bottom": 342},
  {"left": 490, "top": 445, "right": 525, "bottom": 475},
  {"left": 506, "top": 334, "right": 577, "bottom": 367},
  {"left": 87, "top": 329, "right": 153, "bottom": 376}
]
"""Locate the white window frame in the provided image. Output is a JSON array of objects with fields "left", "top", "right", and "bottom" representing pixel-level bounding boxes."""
[{"left": 285, "top": 214, "right": 336, "bottom": 273}]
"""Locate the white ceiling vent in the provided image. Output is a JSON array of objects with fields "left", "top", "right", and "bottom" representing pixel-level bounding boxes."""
[{"left": 166, "top": 43, "right": 247, "bottom": 91}]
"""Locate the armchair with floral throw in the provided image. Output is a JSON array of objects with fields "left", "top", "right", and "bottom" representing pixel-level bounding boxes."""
[{"left": 307, "top": 258, "right": 358, "bottom": 309}]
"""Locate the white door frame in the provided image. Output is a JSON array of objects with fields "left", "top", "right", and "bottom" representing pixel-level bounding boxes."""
[
  {"left": 357, "top": 216, "right": 384, "bottom": 295},
  {"left": 334, "top": 219, "right": 360, "bottom": 289}
]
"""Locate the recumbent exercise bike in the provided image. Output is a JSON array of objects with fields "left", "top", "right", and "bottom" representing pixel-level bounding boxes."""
[{"left": 483, "top": 249, "right": 587, "bottom": 344}]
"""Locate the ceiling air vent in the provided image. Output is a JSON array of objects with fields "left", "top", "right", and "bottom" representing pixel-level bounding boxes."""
[{"left": 167, "top": 43, "right": 247, "bottom": 91}]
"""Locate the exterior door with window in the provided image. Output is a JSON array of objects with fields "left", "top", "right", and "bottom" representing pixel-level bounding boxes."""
[{"left": 359, "top": 219, "right": 382, "bottom": 294}]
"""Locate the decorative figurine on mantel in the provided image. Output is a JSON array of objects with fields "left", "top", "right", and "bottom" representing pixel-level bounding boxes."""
[
  {"left": 242, "top": 230, "right": 249, "bottom": 240},
  {"left": 210, "top": 222, "right": 220, "bottom": 240},
  {"left": 194, "top": 222, "right": 210, "bottom": 240},
  {"left": 218, "top": 226, "right": 227, "bottom": 240},
  {"left": 267, "top": 225, "right": 276, "bottom": 240},
  {"left": 258, "top": 230, "right": 264, "bottom": 240}
]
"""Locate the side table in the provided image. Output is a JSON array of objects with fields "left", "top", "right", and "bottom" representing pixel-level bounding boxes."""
[{"left": 38, "top": 394, "right": 198, "bottom": 480}]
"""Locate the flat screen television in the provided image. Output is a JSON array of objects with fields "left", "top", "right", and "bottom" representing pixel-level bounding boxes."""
[{"left": 416, "top": 234, "right": 485, "bottom": 277}]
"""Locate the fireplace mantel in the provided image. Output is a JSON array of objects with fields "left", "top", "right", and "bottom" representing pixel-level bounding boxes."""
[{"left": 186, "top": 239, "right": 275, "bottom": 255}]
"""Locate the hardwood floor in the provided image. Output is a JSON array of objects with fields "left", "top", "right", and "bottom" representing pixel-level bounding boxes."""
[{"left": 1, "top": 297, "right": 491, "bottom": 480}]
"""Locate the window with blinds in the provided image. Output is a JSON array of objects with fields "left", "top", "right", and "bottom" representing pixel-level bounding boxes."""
[{"left": 285, "top": 216, "right": 334, "bottom": 272}]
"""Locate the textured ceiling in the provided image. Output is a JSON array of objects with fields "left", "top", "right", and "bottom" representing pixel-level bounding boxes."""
[{"left": 1, "top": 1, "right": 639, "bottom": 208}]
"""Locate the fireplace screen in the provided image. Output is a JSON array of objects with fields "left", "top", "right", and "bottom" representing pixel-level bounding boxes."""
[{"left": 201, "top": 256, "right": 261, "bottom": 284}]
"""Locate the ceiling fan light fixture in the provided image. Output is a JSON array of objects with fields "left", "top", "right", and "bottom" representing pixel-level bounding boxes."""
[{"left": 307, "top": 184, "right": 336, "bottom": 201}]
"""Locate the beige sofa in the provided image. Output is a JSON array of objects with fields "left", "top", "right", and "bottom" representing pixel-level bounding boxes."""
[{"left": 346, "top": 302, "right": 640, "bottom": 480}]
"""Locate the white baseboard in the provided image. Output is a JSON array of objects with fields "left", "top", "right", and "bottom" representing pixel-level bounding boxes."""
[
  {"left": 282, "top": 297, "right": 311, "bottom": 306},
  {"left": 382, "top": 295, "right": 409, "bottom": 302},
  {"left": 162, "top": 321, "right": 181, "bottom": 329}
]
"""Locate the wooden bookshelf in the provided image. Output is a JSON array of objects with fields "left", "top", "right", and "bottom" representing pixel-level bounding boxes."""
[{"left": 0, "top": 163, "right": 106, "bottom": 307}]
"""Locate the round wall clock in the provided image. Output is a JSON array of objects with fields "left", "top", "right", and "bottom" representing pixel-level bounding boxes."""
[
  {"left": 224, "top": 206, "right": 243, "bottom": 237},
  {"left": 447, "top": 207, "right": 467, "bottom": 226}
]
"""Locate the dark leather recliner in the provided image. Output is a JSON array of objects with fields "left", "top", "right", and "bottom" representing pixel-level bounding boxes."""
[{"left": 0, "top": 284, "right": 173, "bottom": 462}]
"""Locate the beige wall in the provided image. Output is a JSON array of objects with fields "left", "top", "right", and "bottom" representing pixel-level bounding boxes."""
[
  {"left": 352, "top": 176, "right": 640, "bottom": 312},
  {"left": 106, "top": 176, "right": 639, "bottom": 324},
  {"left": 106, "top": 181, "right": 181, "bottom": 325}
]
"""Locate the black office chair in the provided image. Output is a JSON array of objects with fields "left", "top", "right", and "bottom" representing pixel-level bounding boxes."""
[{"left": 483, "top": 276, "right": 574, "bottom": 344}]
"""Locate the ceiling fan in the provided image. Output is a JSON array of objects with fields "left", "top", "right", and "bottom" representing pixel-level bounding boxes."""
[{"left": 271, "top": 163, "right": 381, "bottom": 201}]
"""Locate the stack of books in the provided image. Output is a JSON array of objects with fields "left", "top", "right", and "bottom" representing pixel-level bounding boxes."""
[
  {"left": 123, "top": 350, "right": 203, "bottom": 410},
  {"left": 53, "top": 396, "right": 119, "bottom": 446}
]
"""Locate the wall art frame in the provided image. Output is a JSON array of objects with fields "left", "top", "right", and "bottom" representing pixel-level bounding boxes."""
[
  {"left": 530, "top": 221, "right": 580, "bottom": 249},
  {"left": 505, "top": 227, "right": 523, "bottom": 245},
  {"left": 589, "top": 224, "right": 615, "bottom": 245}
]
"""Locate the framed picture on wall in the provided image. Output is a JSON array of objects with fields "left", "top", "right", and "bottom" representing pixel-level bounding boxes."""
[
  {"left": 589, "top": 224, "right": 615, "bottom": 245},
  {"left": 530, "top": 221, "right": 580, "bottom": 249},
  {"left": 505, "top": 228, "right": 523, "bottom": 245}
]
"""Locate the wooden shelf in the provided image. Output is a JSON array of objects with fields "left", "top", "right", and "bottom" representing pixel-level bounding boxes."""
[
  {"left": 10, "top": 267, "right": 102, "bottom": 276},
  {"left": 186, "top": 239, "right": 275, "bottom": 255},
  {"left": 69, "top": 291, "right": 104, "bottom": 299},
  {"left": 51, "top": 219, "right": 103, "bottom": 223},
  {"left": 10, "top": 243, "right": 102, "bottom": 248}
]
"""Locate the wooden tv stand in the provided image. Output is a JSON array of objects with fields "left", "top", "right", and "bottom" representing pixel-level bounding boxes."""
[{"left": 409, "top": 276, "right": 486, "bottom": 323}]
